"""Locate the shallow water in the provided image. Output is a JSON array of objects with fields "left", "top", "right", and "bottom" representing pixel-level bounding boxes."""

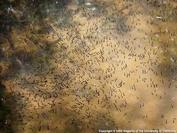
[{"left": 0, "top": 0, "right": 177, "bottom": 133}]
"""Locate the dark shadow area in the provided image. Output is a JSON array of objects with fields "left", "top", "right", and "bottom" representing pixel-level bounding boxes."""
[
  {"left": 0, "top": 81, "right": 13, "bottom": 133},
  {"left": 100, "top": 1, "right": 132, "bottom": 36},
  {"left": 106, "top": 13, "right": 130, "bottom": 35},
  {"left": 149, "top": 0, "right": 177, "bottom": 79},
  {"left": 158, "top": 46, "right": 177, "bottom": 79},
  {"left": 143, "top": 0, "right": 177, "bottom": 22}
]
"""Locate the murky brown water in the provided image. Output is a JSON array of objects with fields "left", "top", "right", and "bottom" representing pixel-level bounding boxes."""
[{"left": 0, "top": 0, "right": 177, "bottom": 133}]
